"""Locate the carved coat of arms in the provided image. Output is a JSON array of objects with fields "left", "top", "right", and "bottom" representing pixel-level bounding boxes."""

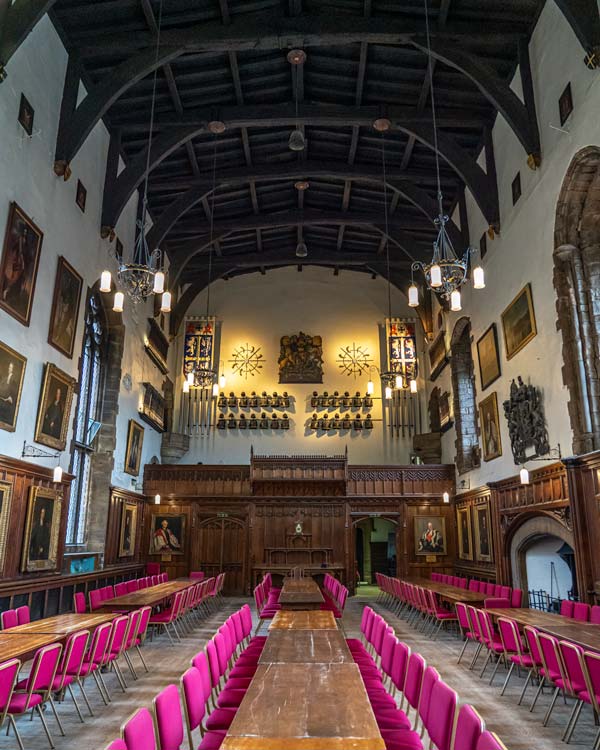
[
  {"left": 278, "top": 332, "right": 323, "bottom": 383},
  {"left": 503, "top": 376, "right": 549, "bottom": 464}
]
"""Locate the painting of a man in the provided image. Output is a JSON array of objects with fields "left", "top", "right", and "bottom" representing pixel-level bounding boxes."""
[
  {"left": 0, "top": 341, "right": 26, "bottom": 431},
  {"left": 29, "top": 501, "right": 52, "bottom": 561},
  {"left": 415, "top": 516, "right": 446, "bottom": 556},
  {"left": 48, "top": 257, "right": 82, "bottom": 358},
  {"left": 118, "top": 502, "right": 138, "bottom": 558},
  {"left": 42, "top": 386, "right": 65, "bottom": 440},
  {"left": 34, "top": 364, "right": 76, "bottom": 451},
  {"left": 150, "top": 515, "right": 184, "bottom": 555},
  {"left": 22, "top": 487, "right": 61, "bottom": 572},
  {"left": 124, "top": 420, "right": 144, "bottom": 477}
]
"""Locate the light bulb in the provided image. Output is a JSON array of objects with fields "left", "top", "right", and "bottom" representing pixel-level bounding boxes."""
[
  {"left": 160, "top": 291, "right": 171, "bottom": 313},
  {"left": 153, "top": 271, "right": 165, "bottom": 294},
  {"left": 288, "top": 129, "right": 305, "bottom": 152},
  {"left": 295, "top": 241, "right": 308, "bottom": 258},
  {"left": 187, "top": 372, "right": 195, "bottom": 385},
  {"left": 443, "top": 491, "right": 450, "bottom": 503},
  {"left": 219, "top": 373, "right": 226, "bottom": 388},
  {"left": 520, "top": 467, "right": 530, "bottom": 485},
  {"left": 212, "top": 383, "right": 219, "bottom": 397},
  {"left": 385, "top": 385, "right": 392, "bottom": 400},
  {"left": 410, "top": 379, "right": 417, "bottom": 394},
  {"left": 408, "top": 284, "right": 419, "bottom": 307},
  {"left": 395, "top": 374, "right": 403, "bottom": 389},
  {"left": 367, "top": 380, "right": 374, "bottom": 396},
  {"left": 53, "top": 465, "right": 63, "bottom": 483},
  {"left": 473, "top": 265, "right": 485, "bottom": 289},
  {"left": 430, "top": 264, "right": 442, "bottom": 287},
  {"left": 450, "top": 289, "right": 462, "bottom": 312},
  {"left": 154, "top": 494, "right": 161, "bottom": 505},
  {"left": 100, "top": 270, "right": 112, "bottom": 293},
  {"left": 113, "top": 291, "right": 124, "bottom": 313},
  {"left": 183, "top": 380, "right": 190, "bottom": 393}
]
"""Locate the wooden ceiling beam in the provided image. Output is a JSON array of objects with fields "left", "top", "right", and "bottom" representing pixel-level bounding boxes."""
[
  {"left": 0, "top": 0, "right": 57, "bottom": 75},
  {"left": 554, "top": 0, "right": 600, "bottom": 66}
]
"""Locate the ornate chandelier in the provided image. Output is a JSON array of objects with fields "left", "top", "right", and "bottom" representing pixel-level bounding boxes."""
[
  {"left": 408, "top": 0, "right": 485, "bottom": 312},
  {"left": 99, "top": 0, "right": 171, "bottom": 314}
]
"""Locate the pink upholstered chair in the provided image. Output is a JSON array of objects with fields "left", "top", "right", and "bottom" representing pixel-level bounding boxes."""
[
  {"left": 74, "top": 592, "right": 86, "bottom": 613},
  {"left": 15, "top": 606, "right": 30, "bottom": 625},
  {"left": 132, "top": 606, "right": 151, "bottom": 672},
  {"left": 51, "top": 629, "right": 90, "bottom": 723},
  {"left": 535, "top": 632, "right": 569, "bottom": 723},
  {"left": 115, "top": 582, "right": 129, "bottom": 597},
  {"left": 456, "top": 603, "right": 477, "bottom": 664},
  {"left": 1, "top": 609, "right": 17, "bottom": 630},
  {"left": 400, "top": 652, "right": 425, "bottom": 727},
  {"left": 79, "top": 620, "right": 113, "bottom": 707},
  {"left": 427, "top": 680, "right": 458, "bottom": 750},
  {"left": 476, "top": 732, "right": 508, "bottom": 750},
  {"left": 451, "top": 704, "right": 485, "bottom": 750},
  {"left": 122, "top": 610, "right": 142, "bottom": 680},
  {"left": 192, "top": 651, "right": 237, "bottom": 733},
  {"left": 126, "top": 580, "right": 139, "bottom": 594},
  {"left": 181, "top": 667, "right": 228, "bottom": 750},
  {"left": 560, "top": 599, "right": 575, "bottom": 618},
  {"left": 89, "top": 589, "right": 103, "bottom": 611},
  {"left": 559, "top": 639, "right": 593, "bottom": 743},
  {"left": 416, "top": 666, "right": 440, "bottom": 737},
  {"left": 497, "top": 617, "right": 531, "bottom": 696},
  {"left": 101, "top": 614, "right": 132, "bottom": 694},
  {"left": 573, "top": 602, "right": 591, "bottom": 622},
  {"left": 484, "top": 598, "right": 510, "bottom": 609},
  {"left": 0, "top": 659, "right": 20, "bottom": 740},
  {"left": 122, "top": 707, "right": 156, "bottom": 750},
  {"left": 150, "top": 591, "right": 185, "bottom": 644},
  {"left": 591, "top": 605, "right": 600, "bottom": 624},
  {"left": 468, "top": 580, "right": 478, "bottom": 592},
  {"left": 154, "top": 684, "right": 185, "bottom": 750},
  {"left": 475, "top": 609, "right": 504, "bottom": 682},
  {"left": 7, "top": 642, "right": 64, "bottom": 748},
  {"left": 510, "top": 588, "right": 523, "bottom": 608},
  {"left": 190, "top": 571, "right": 205, "bottom": 581},
  {"left": 146, "top": 562, "right": 161, "bottom": 576},
  {"left": 522, "top": 625, "right": 545, "bottom": 707}
]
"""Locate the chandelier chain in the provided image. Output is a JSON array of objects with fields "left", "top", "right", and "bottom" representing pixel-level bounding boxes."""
[
  {"left": 205, "top": 135, "right": 218, "bottom": 321},
  {"left": 423, "top": 0, "right": 444, "bottom": 218},
  {"left": 381, "top": 132, "right": 392, "bottom": 322}
]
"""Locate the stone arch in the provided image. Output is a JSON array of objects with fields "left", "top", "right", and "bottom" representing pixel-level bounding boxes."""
[
  {"left": 83, "top": 284, "right": 126, "bottom": 552},
  {"left": 450, "top": 317, "right": 480, "bottom": 474},
  {"left": 554, "top": 146, "right": 600, "bottom": 454},
  {"left": 506, "top": 513, "right": 576, "bottom": 602},
  {"left": 429, "top": 386, "right": 441, "bottom": 433}
]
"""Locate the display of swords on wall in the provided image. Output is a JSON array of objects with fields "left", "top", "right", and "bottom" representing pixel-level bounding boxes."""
[
  {"left": 179, "top": 317, "right": 219, "bottom": 437},
  {"left": 384, "top": 319, "right": 422, "bottom": 439}
]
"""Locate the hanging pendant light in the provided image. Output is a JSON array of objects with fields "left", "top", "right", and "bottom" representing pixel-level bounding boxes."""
[
  {"left": 113, "top": 291, "right": 124, "bottom": 313},
  {"left": 410, "top": 379, "right": 418, "bottom": 394},
  {"left": 367, "top": 379, "right": 375, "bottom": 396},
  {"left": 410, "top": 0, "right": 485, "bottom": 305},
  {"left": 153, "top": 271, "right": 165, "bottom": 294},
  {"left": 408, "top": 283, "right": 419, "bottom": 308},
  {"left": 295, "top": 240, "right": 308, "bottom": 258},
  {"left": 100, "top": 270, "right": 112, "bottom": 293},
  {"left": 287, "top": 49, "right": 306, "bottom": 152}
]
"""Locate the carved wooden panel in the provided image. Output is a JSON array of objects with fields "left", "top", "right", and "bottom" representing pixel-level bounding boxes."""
[
  {"left": 104, "top": 487, "right": 147, "bottom": 567},
  {"left": 192, "top": 515, "right": 248, "bottom": 595},
  {"left": 347, "top": 465, "right": 454, "bottom": 497},
  {"left": 144, "top": 465, "right": 251, "bottom": 496}
]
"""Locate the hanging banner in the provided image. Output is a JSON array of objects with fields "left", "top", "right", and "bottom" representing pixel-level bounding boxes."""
[
  {"left": 183, "top": 317, "right": 216, "bottom": 382},
  {"left": 386, "top": 318, "right": 418, "bottom": 384}
]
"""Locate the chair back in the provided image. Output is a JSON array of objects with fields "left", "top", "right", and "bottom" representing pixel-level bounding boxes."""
[
  {"left": 510, "top": 588, "right": 523, "bottom": 608},
  {"left": 403, "top": 652, "right": 425, "bottom": 710},
  {"left": 151, "top": 575, "right": 159, "bottom": 586},
  {"left": 468, "top": 580, "right": 478, "bottom": 591},
  {"left": 380, "top": 631, "right": 396, "bottom": 679},
  {"left": 583, "top": 650, "right": 600, "bottom": 714},
  {"left": 497, "top": 618, "right": 523, "bottom": 656},
  {"left": 153, "top": 684, "right": 184, "bottom": 750},
  {"left": 1, "top": 609, "right": 17, "bottom": 630},
  {"left": 560, "top": 599, "right": 575, "bottom": 618},
  {"left": 451, "top": 704, "right": 484, "bottom": 750},
  {"left": 523, "top": 625, "right": 543, "bottom": 667},
  {"left": 573, "top": 602, "right": 591, "bottom": 622},
  {"left": 455, "top": 602, "right": 470, "bottom": 633},
  {"left": 591, "top": 605, "right": 600, "bottom": 624},
  {"left": 89, "top": 589, "right": 103, "bottom": 611},
  {"left": 189, "top": 571, "right": 205, "bottom": 581},
  {"left": 559, "top": 640, "right": 587, "bottom": 697},
  {"left": 538, "top": 632, "right": 567, "bottom": 686},
  {"left": 190, "top": 652, "right": 213, "bottom": 704},
  {"left": 74, "top": 592, "right": 86, "bottom": 613},
  {"left": 115, "top": 582, "right": 129, "bottom": 597},
  {"left": 125, "top": 610, "right": 142, "bottom": 650},
  {"left": 484, "top": 598, "right": 509, "bottom": 609},
  {"left": 427, "top": 680, "right": 458, "bottom": 750},
  {"left": 102, "top": 585, "right": 115, "bottom": 600},
  {"left": 106, "top": 741, "right": 128, "bottom": 750},
  {"left": 146, "top": 562, "right": 161, "bottom": 576},
  {"left": 417, "top": 666, "right": 440, "bottom": 727},
  {"left": 24, "top": 643, "right": 63, "bottom": 707},
  {"left": 476, "top": 732, "right": 507, "bottom": 750},
  {"left": 136, "top": 606, "right": 152, "bottom": 645},
  {"left": 15, "top": 605, "right": 30, "bottom": 625},
  {"left": 205, "top": 639, "right": 222, "bottom": 687},
  {"left": 126, "top": 580, "right": 139, "bottom": 594},
  {"left": 88, "top": 621, "right": 113, "bottom": 665},
  {"left": 107, "top": 615, "right": 131, "bottom": 659},
  {"left": 122, "top": 707, "right": 156, "bottom": 750},
  {"left": 390, "top": 640, "right": 410, "bottom": 692},
  {"left": 57, "top": 630, "right": 90, "bottom": 687},
  {"left": 181, "top": 667, "right": 207, "bottom": 744},
  {"left": 0, "top": 658, "right": 20, "bottom": 726}
]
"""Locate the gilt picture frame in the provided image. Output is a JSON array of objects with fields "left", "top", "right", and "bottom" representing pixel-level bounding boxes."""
[
  {"left": 474, "top": 501, "right": 493, "bottom": 563},
  {"left": 479, "top": 392, "right": 502, "bottom": 462},
  {"left": 0, "top": 480, "right": 13, "bottom": 575},
  {"left": 0, "top": 340, "right": 26, "bottom": 432},
  {"left": 124, "top": 420, "right": 144, "bottom": 477},
  {"left": 118, "top": 501, "right": 138, "bottom": 558},
  {"left": 501, "top": 284, "right": 537, "bottom": 360},
  {"left": 21, "top": 486, "right": 62, "bottom": 573},
  {"left": 476, "top": 323, "right": 501, "bottom": 391},
  {"left": 34, "top": 363, "right": 76, "bottom": 451},
  {"left": 457, "top": 506, "right": 473, "bottom": 561},
  {"left": 48, "top": 256, "right": 83, "bottom": 358},
  {"left": 414, "top": 516, "right": 447, "bottom": 556}
]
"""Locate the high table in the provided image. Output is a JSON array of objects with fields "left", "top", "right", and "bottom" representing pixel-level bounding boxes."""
[
  {"left": 1, "top": 613, "right": 117, "bottom": 636},
  {"left": 269, "top": 610, "right": 337, "bottom": 630},
  {"left": 221, "top": 662, "right": 385, "bottom": 750},
  {"left": 403, "top": 577, "right": 489, "bottom": 605},
  {"left": 0, "top": 633, "right": 59, "bottom": 663},
  {"left": 98, "top": 580, "right": 195, "bottom": 611},
  {"left": 259, "top": 629, "right": 352, "bottom": 664},
  {"left": 278, "top": 577, "right": 325, "bottom": 610},
  {"left": 485, "top": 607, "right": 600, "bottom": 652}
]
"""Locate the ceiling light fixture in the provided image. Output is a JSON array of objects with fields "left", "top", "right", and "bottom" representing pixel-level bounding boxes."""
[
  {"left": 288, "top": 49, "right": 306, "bottom": 152},
  {"left": 295, "top": 240, "right": 308, "bottom": 258},
  {"left": 408, "top": 0, "right": 485, "bottom": 311},
  {"left": 294, "top": 180, "right": 310, "bottom": 191}
]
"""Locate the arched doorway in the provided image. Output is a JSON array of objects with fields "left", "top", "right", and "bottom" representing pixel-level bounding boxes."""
[
  {"left": 194, "top": 516, "right": 248, "bottom": 595},
  {"left": 554, "top": 146, "right": 600, "bottom": 454},
  {"left": 450, "top": 317, "right": 480, "bottom": 474},
  {"left": 353, "top": 516, "right": 398, "bottom": 586},
  {"left": 508, "top": 514, "right": 577, "bottom": 608}
]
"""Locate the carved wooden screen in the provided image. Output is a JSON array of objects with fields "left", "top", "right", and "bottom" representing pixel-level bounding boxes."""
[{"left": 194, "top": 516, "right": 247, "bottom": 595}]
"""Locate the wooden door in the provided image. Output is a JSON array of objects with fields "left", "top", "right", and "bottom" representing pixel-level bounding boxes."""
[{"left": 195, "top": 516, "right": 247, "bottom": 595}]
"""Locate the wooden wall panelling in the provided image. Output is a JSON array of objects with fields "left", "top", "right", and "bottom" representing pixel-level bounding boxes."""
[
  {"left": 144, "top": 465, "right": 251, "bottom": 497},
  {"left": 0, "top": 455, "right": 73, "bottom": 582},
  {"left": 144, "top": 499, "right": 193, "bottom": 582},
  {"left": 104, "top": 487, "right": 147, "bottom": 567},
  {"left": 404, "top": 500, "right": 457, "bottom": 579},
  {"left": 454, "top": 486, "right": 498, "bottom": 583}
]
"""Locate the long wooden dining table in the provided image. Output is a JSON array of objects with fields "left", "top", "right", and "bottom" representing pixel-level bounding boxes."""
[
  {"left": 403, "top": 577, "right": 489, "bottom": 605},
  {"left": 485, "top": 607, "right": 600, "bottom": 652},
  {"left": 278, "top": 577, "right": 325, "bottom": 610},
  {"left": 269, "top": 609, "right": 337, "bottom": 630},
  {"left": 0, "top": 612, "right": 117, "bottom": 636},
  {"left": 98, "top": 579, "right": 196, "bottom": 612},
  {"left": 0, "top": 633, "right": 60, "bottom": 663},
  {"left": 258, "top": 629, "right": 353, "bottom": 664}
]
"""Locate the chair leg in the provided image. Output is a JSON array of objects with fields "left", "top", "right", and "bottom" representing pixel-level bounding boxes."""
[
  {"left": 500, "top": 662, "right": 515, "bottom": 695},
  {"left": 93, "top": 670, "right": 111, "bottom": 704},
  {"left": 9, "top": 716, "right": 25, "bottom": 750},
  {"left": 479, "top": 650, "right": 491, "bottom": 679},
  {"left": 488, "top": 654, "right": 503, "bottom": 685},
  {"left": 77, "top": 678, "right": 95, "bottom": 716},
  {"left": 66, "top": 684, "right": 85, "bottom": 723},
  {"left": 469, "top": 642, "right": 483, "bottom": 670},
  {"left": 543, "top": 686, "right": 561, "bottom": 726},
  {"left": 563, "top": 699, "right": 583, "bottom": 743},
  {"left": 517, "top": 669, "right": 533, "bottom": 706},
  {"left": 457, "top": 638, "right": 470, "bottom": 664},
  {"left": 530, "top": 676, "right": 546, "bottom": 712},
  {"left": 112, "top": 660, "right": 128, "bottom": 692},
  {"left": 123, "top": 650, "right": 138, "bottom": 680},
  {"left": 36, "top": 704, "right": 56, "bottom": 749},
  {"left": 47, "top": 696, "right": 66, "bottom": 736},
  {"left": 136, "top": 645, "right": 149, "bottom": 672}
]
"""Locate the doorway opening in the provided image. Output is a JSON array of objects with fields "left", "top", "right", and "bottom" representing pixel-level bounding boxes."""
[{"left": 354, "top": 517, "right": 397, "bottom": 585}]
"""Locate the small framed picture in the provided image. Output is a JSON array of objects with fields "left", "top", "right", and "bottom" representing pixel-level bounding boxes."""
[
  {"left": 48, "top": 257, "right": 83, "bottom": 358},
  {"left": 18, "top": 94, "right": 34, "bottom": 136},
  {"left": 21, "top": 486, "right": 62, "bottom": 573},
  {"left": 124, "top": 419, "right": 145, "bottom": 477},
  {"left": 474, "top": 501, "right": 493, "bottom": 563},
  {"left": 414, "top": 516, "right": 447, "bottom": 556},
  {"left": 118, "top": 501, "right": 138, "bottom": 558},
  {"left": 428, "top": 331, "right": 448, "bottom": 381},
  {"left": 76, "top": 180, "right": 87, "bottom": 213},
  {"left": 480, "top": 392, "right": 502, "bottom": 462},
  {"left": 0, "top": 340, "right": 27, "bottom": 432},
  {"left": 149, "top": 513, "right": 186, "bottom": 555},
  {"left": 457, "top": 506, "right": 473, "bottom": 561},
  {"left": 559, "top": 82, "right": 573, "bottom": 127},
  {"left": 501, "top": 283, "right": 537, "bottom": 360},
  {"left": 34, "top": 363, "right": 77, "bottom": 451},
  {"left": 476, "top": 323, "right": 501, "bottom": 391}
]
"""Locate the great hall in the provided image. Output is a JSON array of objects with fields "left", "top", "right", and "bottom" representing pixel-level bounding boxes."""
[{"left": 0, "top": 2, "right": 599, "bottom": 750}]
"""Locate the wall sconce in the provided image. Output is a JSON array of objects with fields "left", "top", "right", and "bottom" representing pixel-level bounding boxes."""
[
  {"left": 22, "top": 442, "right": 62, "bottom": 483},
  {"left": 519, "top": 444, "right": 562, "bottom": 485}
]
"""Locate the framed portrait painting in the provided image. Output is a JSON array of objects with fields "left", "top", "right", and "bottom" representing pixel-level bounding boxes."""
[
  {"left": 501, "top": 284, "right": 537, "bottom": 360},
  {"left": 0, "top": 202, "right": 43, "bottom": 326},
  {"left": 479, "top": 392, "right": 502, "bottom": 462},
  {"left": 21, "top": 486, "right": 62, "bottom": 572},
  {"left": 48, "top": 257, "right": 83, "bottom": 358},
  {"left": 0, "top": 340, "right": 26, "bottom": 432},
  {"left": 456, "top": 506, "right": 473, "bottom": 561},
  {"left": 476, "top": 323, "right": 501, "bottom": 391},
  {"left": 149, "top": 513, "right": 185, "bottom": 555},
  {"left": 118, "top": 501, "right": 138, "bottom": 558},
  {"left": 34, "top": 363, "right": 76, "bottom": 451},
  {"left": 474, "top": 502, "right": 493, "bottom": 563},
  {"left": 124, "top": 420, "right": 144, "bottom": 477},
  {"left": 414, "top": 516, "right": 446, "bottom": 556},
  {"left": 0, "top": 480, "right": 13, "bottom": 574},
  {"left": 428, "top": 331, "right": 448, "bottom": 381}
]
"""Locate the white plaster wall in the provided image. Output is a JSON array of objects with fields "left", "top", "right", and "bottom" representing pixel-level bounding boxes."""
[
  {"left": 437, "top": 1, "right": 600, "bottom": 489},
  {"left": 0, "top": 18, "right": 163, "bottom": 499},
  {"left": 176, "top": 267, "right": 425, "bottom": 464},
  {"left": 525, "top": 537, "right": 573, "bottom": 599}
]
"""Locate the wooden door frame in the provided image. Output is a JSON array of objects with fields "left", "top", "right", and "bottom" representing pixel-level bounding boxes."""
[
  {"left": 195, "top": 515, "right": 248, "bottom": 594},
  {"left": 349, "top": 512, "right": 400, "bottom": 592}
]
